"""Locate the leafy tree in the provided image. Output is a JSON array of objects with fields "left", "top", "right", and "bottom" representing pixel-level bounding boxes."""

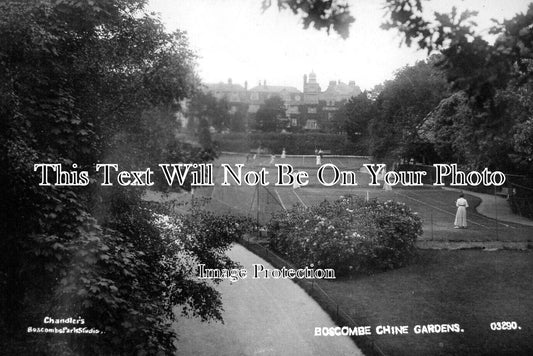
[
  {"left": 188, "top": 91, "right": 231, "bottom": 133},
  {"left": 268, "top": 0, "right": 532, "bottom": 172},
  {"left": 254, "top": 96, "right": 286, "bottom": 132},
  {"left": 425, "top": 85, "right": 533, "bottom": 173},
  {"left": 331, "top": 92, "right": 374, "bottom": 154},
  {"left": 420, "top": 92, "right": 471, "bottom": 164},
  {"left": 0, "top": 1, "right": 246, "bottom": 354},
  {"left": 513, "top": 118, "right": 533, "bottom": 173},
  {"left": 262, "top": 0, "right": 355, "bottom": 39},
  {"left": 342, "top": 92, "right": 374, "bottom": 140},
  {"left": 229, "top": 108, "right": 248, "bottom": 132},
  {"left": 369, "top": 58, "right": 448, "bottom": 163}
]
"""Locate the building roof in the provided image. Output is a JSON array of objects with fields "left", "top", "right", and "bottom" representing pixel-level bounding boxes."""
[
  {"left": 206, "top": 82, "right": 246, "bottom": 92},
  {"left": 249, "top": 85, "right": 301, "bottom": 94},
  {"left": 322, "top": 81, "right": 361, "bottom": 96}
]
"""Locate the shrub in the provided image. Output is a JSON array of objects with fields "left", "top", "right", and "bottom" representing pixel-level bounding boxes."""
[{"left": 267, "top": 196, "right": 422, "bottom": 275}]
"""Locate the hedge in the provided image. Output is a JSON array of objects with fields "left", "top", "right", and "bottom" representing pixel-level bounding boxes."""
[{"left": 212, "top": 132, "right": 367, "bottom": 155}]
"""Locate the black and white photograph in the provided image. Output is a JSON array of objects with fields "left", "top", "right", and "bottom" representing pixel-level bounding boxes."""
[{"left": 1, "top": 0, "right": 533, "bottom": 355}]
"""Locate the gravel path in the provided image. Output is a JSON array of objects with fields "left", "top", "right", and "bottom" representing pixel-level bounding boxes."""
[{"left": 174, "top": 244, "right": 363, "bottom": 356}]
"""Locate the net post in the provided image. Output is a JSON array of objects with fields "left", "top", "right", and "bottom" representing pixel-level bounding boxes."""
[
  {"left": 430, "top": 208, "right": 434, "bottom": 239},
  {"left": 256, "top": 184, "right": 260, "bottom": 236},
  {"left": 494, "top": 185, "right": 498, "bottom": 239}
]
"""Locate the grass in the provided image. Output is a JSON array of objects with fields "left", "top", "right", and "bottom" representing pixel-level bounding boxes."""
[
  {"left": 202, "top": 154, "right": 533, "bottom": 355},
  {"left": 318, "top": 249, "right": 533, "bottom": 356}
]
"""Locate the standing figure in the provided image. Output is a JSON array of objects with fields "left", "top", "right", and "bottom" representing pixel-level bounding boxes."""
[
  {"left": 269, "top": 154, "right": 276, "bottom": 165},
  {"left": 281, "top": 148, "right": 286, "bottom": 159},
  {"left": 382, "top": 167, "right": 392, "bottom": 191},
  {"left": 293, "top": 170, "right": 301, "bottom": 189},
  {"left": 454, "top": 193, "right": 469, "bottom": 228},
  {"left": 316, "top": 149, "right": 323, "bottom": 165}
]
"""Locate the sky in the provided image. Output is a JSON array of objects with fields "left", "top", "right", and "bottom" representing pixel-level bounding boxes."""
[{"left": 148, "top": 0, "right": 531, "bottom": 91}]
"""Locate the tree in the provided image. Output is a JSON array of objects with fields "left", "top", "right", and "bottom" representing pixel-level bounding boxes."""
[
  {"left": 273, "top": 1, "right": 532, "bottom": 175},
  {"left": 188, "top": 91, "right": 231, "bottom": 133},
  {"left": 0, "top": 1, "right": 245, "bottom": 354},
  {"left": 229, "top": 108, "right": 248, "bottom": 132},
  {"left": 263, "top": 0, "right": 355, "bottom": 39},
  {"left": 331, "top": 92, "right": 374, "bottom": 154},
  {"left": 369, "top": 58, "right": 449, "bottom": 163},
  {"left": 254, "top": 96, "right": 286, "bottom": 132},
  {"left": 512, "top": 118, "right": 533, "bottom": 174},
  {"left": 342, "top": 92, "right": 374, "bottom": 140}
]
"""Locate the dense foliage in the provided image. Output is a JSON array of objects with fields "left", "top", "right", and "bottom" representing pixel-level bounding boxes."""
[
  {"left": 0, "top": 0, "right": 249, "bottom": 354},
  {"left": 268, "top": 196, "right": 422, "bottom": 275},
  {"left": 263, "top": 0, "right": 355, "bottom": 39},
  {"left": 253, "top": 96, "right": 286, "bottom": 132},
  {"left": 188, "top": 91, "right": 231, "bottom": 133},
  {"left": 279, "top": 0, "right": 533, "bottom": 177}
]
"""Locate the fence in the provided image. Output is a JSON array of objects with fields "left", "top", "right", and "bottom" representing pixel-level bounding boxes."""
[
  {"left": 398, "top": 164, "right": 533, "bottom": 221},
  {"left": 194, "top": 170, "right": 533, "bottom": 249},
  {"left": 187, "top": 156, "right": 533, "bottom": 355},
  {"left": 508, "top": 181, "right": 533, "bottom": 219}
]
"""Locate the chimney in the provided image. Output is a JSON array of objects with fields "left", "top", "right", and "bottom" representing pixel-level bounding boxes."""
[
  {"left": 263, "top": 80, "right": 266, "bottom": 86},
  {"left": 245, "top": 81, "right": 248, "bottom": 90}
]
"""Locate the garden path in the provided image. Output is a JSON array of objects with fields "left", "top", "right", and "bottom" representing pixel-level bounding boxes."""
[{"left": 173, "top": 243, "right": 364, "bottom": 356}]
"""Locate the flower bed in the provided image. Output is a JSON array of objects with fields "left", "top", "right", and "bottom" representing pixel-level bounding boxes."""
[{"left": 267, "top": 196, "right": 422, "bottom": 275}]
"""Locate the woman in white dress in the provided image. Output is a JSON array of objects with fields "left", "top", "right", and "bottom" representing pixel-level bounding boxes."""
[{"left": 454, "top": 193, "right": 469, "bottom": 228}]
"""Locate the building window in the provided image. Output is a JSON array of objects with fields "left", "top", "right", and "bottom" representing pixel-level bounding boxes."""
[{"left": 304, "top": 119, "right": 318, "bottom": 130}]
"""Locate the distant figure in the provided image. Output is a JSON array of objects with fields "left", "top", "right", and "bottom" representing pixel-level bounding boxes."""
[
  {"left": 382, "top": 167, "right": 392, "bottom": 191},
  {"left": 269, "top": 154, "right": 275, "bottom": 165},
  {"left": 316, "top": 149, "right": 323, "bottom": 165},
  {"left": 281, "top": 148, "right": 286, "bottom": 159},
  {"left": 376, "top": 165, "right": 385, "bottom": 183},
  {"left": 454, "top": 193, "right": 469, "bottom": 229},
  {"left": 293, "top": 171, "right": 301, "bottom": 189}
]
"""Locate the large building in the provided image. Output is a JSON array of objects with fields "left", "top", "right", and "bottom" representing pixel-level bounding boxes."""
[{"left": 206, "top": 72, "right": 361, "bottom": 131}]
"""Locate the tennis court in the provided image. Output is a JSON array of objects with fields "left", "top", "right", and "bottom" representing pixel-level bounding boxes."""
[{"left": 196, "top": 154, "right": 533, "bottom": 244}]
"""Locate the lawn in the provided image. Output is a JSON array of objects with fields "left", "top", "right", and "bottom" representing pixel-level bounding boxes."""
[
  {"left": 198, "top": 154, "right": 533, "bottom": 355},
  {"left": 318, "top": 249, "right": 533, "bottom": 355},
  {"left": 201, "top": 155, "right": 533, "bottom": 243}
]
